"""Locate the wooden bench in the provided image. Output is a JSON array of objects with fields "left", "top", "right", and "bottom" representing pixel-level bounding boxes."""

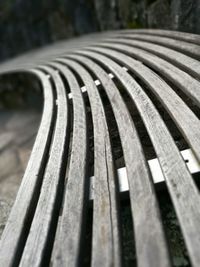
[{"left": 0, "top": 29, "right": 200, "bottom": 267}]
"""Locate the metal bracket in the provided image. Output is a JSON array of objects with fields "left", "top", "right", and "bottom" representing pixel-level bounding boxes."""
[{"left": 89, "top": 148, "right": 200, "bottom": 199}]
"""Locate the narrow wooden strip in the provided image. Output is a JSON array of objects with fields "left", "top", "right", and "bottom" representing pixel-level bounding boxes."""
[
  {"left": 119, "top": 29, "right": 200, "bottom": 45},
  {"left": 62, "top": 55, "right": 171, "bottom": 267},
  {"left": 83, "top": 46, "right": 200, "bottom": 163},
  {"left": 56, "top": 58, "right": 122, "bottom": 267},
  {"left": 93, "top": 42, "right": 200, "bottom": 110},
  {"left": 89, "top": 148, "right": 200, "bottom": 199},
  {"left": 45, "top": 62, "right": 88, "bottom": 267},
  {"left": 0, "top": 70, "right": 54, "bottom": 267},
  {"left": 71, "top": 49, "right": 200, "bottom": 267},
  {"left": 42, "top": 30, "right": 200, "bottom": 62},
  {"left": 116, "top": 33, "right": 200, "bottom": 59},
  {"left": 0, "top": 30, "right": 199, "bottom": 74},
  {"left": 19, "top": 67, "right": 69, "bottom": 267},
  {"left": 103, "top": 37, "right": 200, "bottom": 79}
]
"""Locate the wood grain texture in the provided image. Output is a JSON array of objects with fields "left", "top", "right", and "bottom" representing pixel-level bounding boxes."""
[
  {"left": 102, "top": 36, "right": 200, "bottom": 79},
  {"left": 71, "top": 49, "right": 200, "bottom": 267},
  {"left": 0, "top": 29, "right": 200, "bottom": 267},
  {"left": 19, "top": 67, "right": 70, "bottom": 267},
  {"left": 93, "top": 42, "right": 200, "bottom": 109},
  {"left": 0, "top": 70, "right": 55, "bottom": 267},
  {"left": 82, "top": 46, "right": 200, "bottom": 163},
  {"left": 115, "top": 33, "right": 200, "bottom": 60},
  {"left": 119, "top": 29, "right": 200, "bottom": 45},
  {"left": 45, "top": 62, "right": 89, "bottom": 267},
  {"left": 58, "top": 58, "right": 122, "bottom": 267},
  {"left": 64, "top": 54, "right": 171, "bottom": 267}
]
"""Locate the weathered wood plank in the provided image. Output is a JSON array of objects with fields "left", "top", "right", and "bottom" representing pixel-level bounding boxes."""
[
  {"left": 72, "top": 49, "right": 200, "bottom": 267},
  {"left": 45, "top": 62, "right": 89, "bottom": 267},
  {"left": 19, "top": 67, "right": 70, "bottom": 267},
  {"left": 83, "top": 46, "right": 200, "bottom": 163},
  {"left": 103, "top": 37, "right": 200, "bottom": 79},
  {"left": 63, "top": 54, "right": 171, "bottom": 267},
  {"left": 116, "top": 33, "right": 200, "bottom": 60},
  {"left": 120, "top": 29, "right": 200, "bottom": 45},
  {"left": 57, "top": 58, "right": 122, "bottom": 267},
  {"left": 0, "top": 70, "right": 55, "bottom": 267},
  {"left": 1, "top": 29, "right": 200, "bottom": 267},
  {"left": 93, "top": 42, "right": 200, "bottom": 110}
]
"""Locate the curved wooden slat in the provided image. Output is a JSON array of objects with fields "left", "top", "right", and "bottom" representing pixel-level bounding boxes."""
[
  {"left": 0, "top": 32, "right": 114, "bottom": 73},
  {"left": 54, "top": 59, "right": 122, "bottom": 267},
  {"left": 116, "top": 33, "right": 200, "bottom": 60},
  {"left": 82, "top": 46, "right": 200, "bottom": 163},
  {"left": 60, "top": 55, "right": 171, "bottom": 267},
  {"left": 103, "top": 37, "right": 200, "bottom": 79},
  {"left": 19, "top": 67, "right": 70, "bottom": 267},
  {"left": 0, "top": 29, "right": 200, "bottom": 267},
  {"left": 119, "top": 29, "right": 200, "bottom": 45},
  {"left": 0, "top": 70, "right": 55, "bottom": 267},
  {"left": 71, "top": 49, "right": 200, "bottom": 267},
  {"left": 44, "top": 62, "right": 88, "bottom": 267},
  {"left": 93, "top": 42, "right": 200, "bottom": 109}
]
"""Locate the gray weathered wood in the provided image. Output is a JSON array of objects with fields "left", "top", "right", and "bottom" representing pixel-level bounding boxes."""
[
  {"left": 45, "top": 62, "right": 88, "bottom": 267},
  {"left": 63, "top": 55, "right": 171, "bottom": 267},
  {"left": 0, "top": 70, "right": 55, "bottom": 267},
  {"left": 119, "top": 29, "right": 200, "bottom": 45},
  {"left": 103, "top": 37, "right": 200, "bottom": 79},
  {"left": 117, "top": 33, "right": 200, "bottom": 59},
  {"left": 82, "top": 45, "right": 200, "bottom": 163},
  {"left": 19, "top": 67, "right": 69, "bottom": 267},
  {"left": 94, "top": 42, "right": 200, "bottom": 109},
  {"left": 0, "top": 29, "right": 200, "bottom": 267},
  {"left": 57, "top": 59, "right": 122, "bottom": 267},
  {"left": 72, "top": 49, "right": 200, "bottom": 267}
]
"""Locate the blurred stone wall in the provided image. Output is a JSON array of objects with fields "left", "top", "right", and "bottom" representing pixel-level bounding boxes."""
[{"left": 0, "top": 0, "right": 200, "bottom": 62}]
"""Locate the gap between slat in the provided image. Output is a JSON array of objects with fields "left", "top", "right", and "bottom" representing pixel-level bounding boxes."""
[
  {"left": 89, "top": 148, "right": 200, "bottom": 200},
  {"left": 67, "top": 66, "right": 128, "bottom": 99},
  {"left": 64, "top": 66, "right": 200, "bottom": 198}
]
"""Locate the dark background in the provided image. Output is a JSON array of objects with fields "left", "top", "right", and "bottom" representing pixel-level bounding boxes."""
[{"left": 0, "top": 0, "right": 200, "bottom": 62}]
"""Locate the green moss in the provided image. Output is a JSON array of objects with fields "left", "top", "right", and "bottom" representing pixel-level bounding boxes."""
[
  {"left": 0, "top": 0, "right": 14, "bottom": 18},
  {"left": 126, "top": 20, "right": 143, "bottom": 29}
]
